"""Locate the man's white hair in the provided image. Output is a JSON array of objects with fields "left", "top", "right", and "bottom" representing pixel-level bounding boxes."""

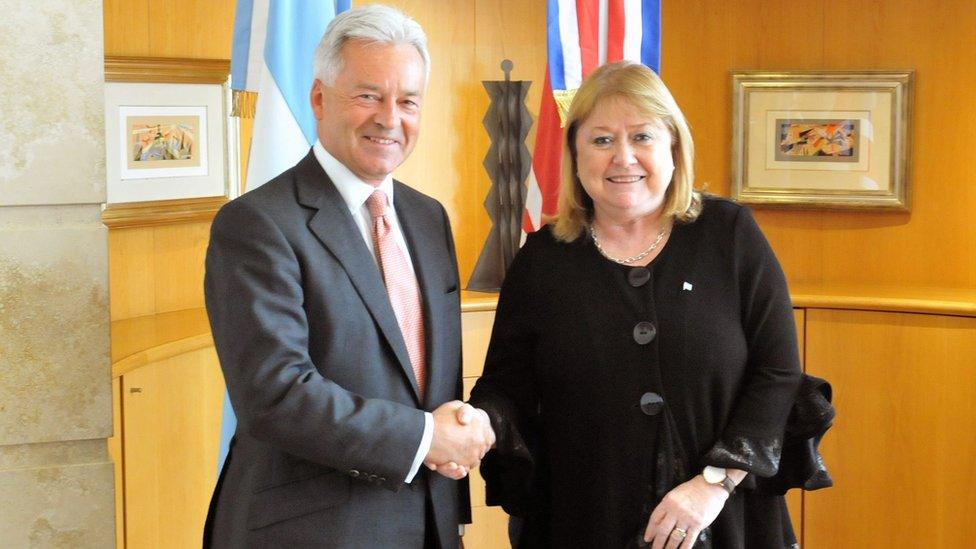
[{"left": 313, "top": 4, "right": 430, "bottom": 86}]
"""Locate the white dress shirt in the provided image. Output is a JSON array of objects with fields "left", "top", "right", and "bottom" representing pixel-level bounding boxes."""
[{"left": 313, "top": 141, "right": 434, "bottom": 484}]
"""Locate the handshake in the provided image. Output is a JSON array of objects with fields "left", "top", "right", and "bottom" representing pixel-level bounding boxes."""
[{"left": 423, "top": 400, "right": 496, "bottom": 480}]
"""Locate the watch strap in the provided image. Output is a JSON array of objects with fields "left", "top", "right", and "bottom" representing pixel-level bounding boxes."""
[{"left": 717, "top": 475, "right": 736, "bottom": 495}]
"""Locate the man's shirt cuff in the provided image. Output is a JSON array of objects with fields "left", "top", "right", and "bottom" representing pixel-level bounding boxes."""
[{"left": 405, "top": 411, "right": 434, "bottom": 483}]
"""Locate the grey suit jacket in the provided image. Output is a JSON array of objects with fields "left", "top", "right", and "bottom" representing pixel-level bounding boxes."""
[{"left": 203, "top": 151, "right": 466, "bottom": 548}]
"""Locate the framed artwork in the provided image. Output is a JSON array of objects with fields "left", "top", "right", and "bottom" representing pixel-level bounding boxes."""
[
  {"left": 102, "top": 56, "right": 240, "bottom": 228},
  {"left": 731, "top": 71, "right": 914, "bottom": 210},
  {"left": 119, "top": 105, "right": 208, "bottom": 180}
]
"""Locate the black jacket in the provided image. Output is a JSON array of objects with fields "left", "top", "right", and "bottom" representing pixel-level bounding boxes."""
[{"left": 471, "top": 198, "right": 807, "bottom": 548}]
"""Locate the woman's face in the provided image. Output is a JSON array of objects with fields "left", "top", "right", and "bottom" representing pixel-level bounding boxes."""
[{"left": 574, "top": 95, "right": 675, "bottom": 221}]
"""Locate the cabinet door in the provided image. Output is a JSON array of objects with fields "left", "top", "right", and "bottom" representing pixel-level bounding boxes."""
[
  {"left": 121, "top": 346, "right": 225, "bottom": 548},
  {"left": 804, "top": 309, "right": 976, "bottom": 547}
]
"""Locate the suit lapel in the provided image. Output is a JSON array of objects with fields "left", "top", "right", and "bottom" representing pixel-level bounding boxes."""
[
  {"left": 393, "top": 181, "right": 449, "bottom": 407},
  {"left": 294, "top": 152, "right": 422, "bottom": 402}
]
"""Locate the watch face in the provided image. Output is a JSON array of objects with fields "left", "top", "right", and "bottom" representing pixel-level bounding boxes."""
[{"left": 703, "top": 466, "right": 727, "bottom": 483}]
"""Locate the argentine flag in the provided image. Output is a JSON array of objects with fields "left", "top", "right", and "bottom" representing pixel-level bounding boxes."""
[{"left": 218, "top": 0, "right": 351, "bottom": 474}]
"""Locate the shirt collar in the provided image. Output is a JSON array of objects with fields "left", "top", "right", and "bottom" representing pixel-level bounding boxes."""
[{"left": 313, "top": 140, "right": 395, "bottom": 214}]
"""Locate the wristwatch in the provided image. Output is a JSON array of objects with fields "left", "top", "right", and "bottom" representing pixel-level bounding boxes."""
[{"left": 702, "top": 466, "right": 736, "bottom": 495}]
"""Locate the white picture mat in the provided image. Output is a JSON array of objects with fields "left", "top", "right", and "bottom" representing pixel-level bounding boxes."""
[
  {"left": 746, "top": 90, "right": 893, "bottom": 192},
  {"left": 105, "top": 82, "right": 227, "bottom": 203}
]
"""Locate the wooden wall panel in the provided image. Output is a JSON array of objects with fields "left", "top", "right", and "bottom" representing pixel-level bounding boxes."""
[
  {"left": 804, "top": 309, "right": 976, "bottom": 547},
  {"left": 662, "top": 0, "right": 976, "bottom": 292},
  {"left": 109, "top": 222, "right": 209, "bottom": 321},
  {"left": 103, "top": 0, "right": 150, "bottom": 57},
  {"left": 146, "top": 0, "right": 235, "bottom": 59},
  {"left": 103, "top": 0, "right": 235, "bottom": 59},
  {"left": 151, "top": 221, "right": 209, "bottom": 314},
  {"left": 109, "top": 227, "right": 156, "bottom": 320}
]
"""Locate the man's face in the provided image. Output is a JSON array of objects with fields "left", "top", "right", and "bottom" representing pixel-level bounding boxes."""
[{"left": 311, "top": 39, "right": 425, "bottom": 185}]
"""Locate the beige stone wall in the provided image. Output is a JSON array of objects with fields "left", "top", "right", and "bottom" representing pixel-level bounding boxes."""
[{"left": 0, "top": 1, "right": 116, "bottom": 546}]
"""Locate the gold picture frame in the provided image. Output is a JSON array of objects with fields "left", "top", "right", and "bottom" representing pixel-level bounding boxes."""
[
  {"left": 102, "top": 56, "right": 238, "bottom": 228},
  {"left": 731, "top": 71, "right": 914, "bottom": 210}
]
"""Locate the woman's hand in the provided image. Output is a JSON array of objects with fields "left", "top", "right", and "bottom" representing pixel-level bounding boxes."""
[
  {"left": 643, "top": 475, "right": 729, "bottom": 548},
  {"left": 428, "top": 461, "right": 468, "bottom": 480}
]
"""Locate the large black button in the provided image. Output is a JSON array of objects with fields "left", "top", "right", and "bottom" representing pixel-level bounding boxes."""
[
  {"left": 640, "top": 392, "right": 664, "bottom": 416},
  {"left": 628, "top": 267, "right": 651, "bottom": 287},
  {"left": 633, "top": 321, "right": 657, "bottom": 344}
]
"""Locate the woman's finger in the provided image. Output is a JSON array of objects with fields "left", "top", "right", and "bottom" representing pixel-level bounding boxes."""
[
  {"left": 644, "top": 506, "right": 666, "bottom": 543},
  {"left": 455, "top": 403, "right": 475, "bottom": 424},
  {"left": 681, "top": 526, "right": 702, "bottom": 548},
  {"left": 648, "top": 516, "right": 677, "bottom": 549},
  {"left": 664, "top": 524, "right": 689, "bottom": 549}
]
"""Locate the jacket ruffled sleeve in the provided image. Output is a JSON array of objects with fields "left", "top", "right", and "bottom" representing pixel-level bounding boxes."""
[{"left": 754, "top": 373, "right": 835, "bottom": 494}]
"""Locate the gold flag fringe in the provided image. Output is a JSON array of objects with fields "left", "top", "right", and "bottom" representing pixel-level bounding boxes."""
[
  {"left": 232, "top": 90, "right": 258, "bottom": 118},
  {"left": 551, "top": 88, "right": 578, "bottom": 128},
  {"left": 552, "top": 89, "right": 576, "bottom": 128}
]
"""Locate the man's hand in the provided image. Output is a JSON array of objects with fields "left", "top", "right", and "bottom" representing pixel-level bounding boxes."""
[{"left": 424, "top": 401, "right": 495, "bottom": 479}]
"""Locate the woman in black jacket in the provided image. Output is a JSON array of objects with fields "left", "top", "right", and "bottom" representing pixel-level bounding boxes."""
[{"left": 469, "top": 61, "right": 804, "bottom": 548}]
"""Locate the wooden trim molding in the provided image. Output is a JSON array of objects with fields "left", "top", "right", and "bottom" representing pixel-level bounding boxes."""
[
  {"left": 460, "top": 287, "right": 976, "bottom": 317},
  {"left": 792, "top": 292, "right": 976, "bottom": 318},
  {"left": 461, "top": 291, "right": 500, "bottom": 312},
  {"left": 112, "top": 333, "right": 214, "bottom": 378},
  {"left": 102, "top": 196, "right": 227, "bottom": 229},
  {"left": 104, "top": 56, "right": 230, "bottom": 84}
]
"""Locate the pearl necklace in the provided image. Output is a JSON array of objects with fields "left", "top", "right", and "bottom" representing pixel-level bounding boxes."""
[{"left": 589, "top": 224, "right": 667, "bottom": 265}]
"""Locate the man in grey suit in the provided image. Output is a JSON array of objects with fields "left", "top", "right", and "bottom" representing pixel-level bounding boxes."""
[{"left": 203, "top": 5, "right": 494, "bottom": 548}]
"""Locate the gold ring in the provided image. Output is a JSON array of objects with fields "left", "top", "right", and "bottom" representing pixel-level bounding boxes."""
[{"left": 672, "top": 527, "right": 688, "bottom": 538}]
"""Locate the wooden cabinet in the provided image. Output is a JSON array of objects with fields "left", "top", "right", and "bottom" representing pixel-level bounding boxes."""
[
  {"left": 803, "top": 309, "right": 976, "bottom": 547},
  {"left": 109, "top": 309, "right": 223, "bottom": 548}
]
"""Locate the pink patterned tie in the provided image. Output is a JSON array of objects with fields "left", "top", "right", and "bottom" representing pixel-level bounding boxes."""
[{"left": 366, "top": 190, "right": 427, "bottom": 400}]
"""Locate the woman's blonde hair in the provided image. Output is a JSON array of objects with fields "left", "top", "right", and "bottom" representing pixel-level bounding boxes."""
[{"left": 551, "top": 61, "right": 701, "bottom": 242}]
